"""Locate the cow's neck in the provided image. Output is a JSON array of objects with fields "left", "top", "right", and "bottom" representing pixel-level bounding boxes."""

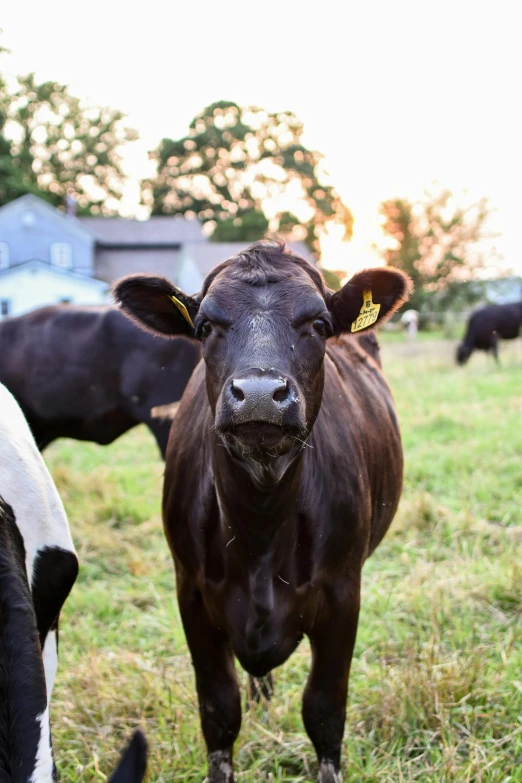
[
  {"left": 213, "top": 442, "right": 304, "bottom": 557},
  {"left": 213, "top": 444, "right": 306, "bottom": 635}
]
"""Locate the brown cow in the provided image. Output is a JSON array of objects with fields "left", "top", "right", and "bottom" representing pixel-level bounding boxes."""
[{"left": 114, "top": 241, "right": 411, "bottom": 783}]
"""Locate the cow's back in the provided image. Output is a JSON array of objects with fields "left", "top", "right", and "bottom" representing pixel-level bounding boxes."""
[
  {"left": 0, "top": 306, "right": 200, "bottom": 450},
  {"left": 466, "top": 303, "right": 522, "bottom": 347},
  {"left": 0, "top": 306, "right": 113, "bottom": 419}
]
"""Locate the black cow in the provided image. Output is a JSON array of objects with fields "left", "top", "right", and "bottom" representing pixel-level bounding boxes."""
[
  {"left": 0, "top": 305, "right": 200, "bottom": 457},
  {"left": 456, "top": 301, "right": 522, "bottom": 365},
  {"left": 115, "top": 241, "right": 411, "bottom": 782},
  {"left": 0, "top": 382, "right": 147, "bottom": 782}
]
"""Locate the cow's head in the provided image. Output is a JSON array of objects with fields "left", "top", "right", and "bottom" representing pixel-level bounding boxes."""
[
  {"left": 114, "top": 242, "right": 411, "bottom": 463},
  {"left": 456, "top": 342, "right": 472, "bottom": 365}
]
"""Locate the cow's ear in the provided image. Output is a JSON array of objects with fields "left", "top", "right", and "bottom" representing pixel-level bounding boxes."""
[
  {"left": 113, "top": 274, "right": 200, "bottom": 338},
  {"left": 328, "top": 267, "right": 412, "bottom": 335}
]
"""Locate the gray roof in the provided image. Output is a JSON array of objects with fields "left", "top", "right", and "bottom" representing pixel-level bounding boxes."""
[
  {"left": 0, "top": 194, "right": 95, "bottom": 244},
  {"left": 79, "top": 216, "right": 206, "bottom": 245},
  {"left": 184, "top": 240, "right": 317, "bottom": 277}
]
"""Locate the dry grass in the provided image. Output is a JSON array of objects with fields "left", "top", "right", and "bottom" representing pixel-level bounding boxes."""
[{"left": 45, "top": 337, "right": 522, "bottom": 781}]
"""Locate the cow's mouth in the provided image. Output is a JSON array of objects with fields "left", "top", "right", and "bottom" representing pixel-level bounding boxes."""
[{"left": 219, "top": 421, "right": 303, "bottom": 458}]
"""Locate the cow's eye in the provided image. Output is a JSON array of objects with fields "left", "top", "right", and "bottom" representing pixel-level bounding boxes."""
[
  {"left": 313, "top": 318, "right": 330, "bottom": 337},
  {"left": 197, "top": 320, "right": 212, "bottom": 339}
]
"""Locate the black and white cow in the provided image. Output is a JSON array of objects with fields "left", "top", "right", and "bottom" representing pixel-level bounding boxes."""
[{"left": 0, "top": 382, "right": 147, "bottom": 782}]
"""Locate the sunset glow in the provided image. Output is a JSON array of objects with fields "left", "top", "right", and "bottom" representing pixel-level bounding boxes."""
[{"left": 2, "top": 0, "right": 520, "bottom": 275}]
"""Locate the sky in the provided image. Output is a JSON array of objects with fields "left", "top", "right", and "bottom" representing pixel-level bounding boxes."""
[{"left": 2, "top": 0, "right": 521, "bottom": 275}]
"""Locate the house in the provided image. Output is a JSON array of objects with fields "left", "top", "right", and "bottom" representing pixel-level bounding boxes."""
[
  {"left": 80, "top": 214, "right": 207, "bottom": 290},
  {"left": 0, "top": 194, "right": 315, "bottom": 318},
  {"left": 0, "top": 195, "right": 109, "bottom": 317},
  {"left": 0, "top": 261, "right": 108, "bottom": 317}
]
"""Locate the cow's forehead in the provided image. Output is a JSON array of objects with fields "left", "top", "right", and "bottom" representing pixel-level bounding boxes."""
[{"left": 202, "top": 264, "right": 323, "bottom": 315}]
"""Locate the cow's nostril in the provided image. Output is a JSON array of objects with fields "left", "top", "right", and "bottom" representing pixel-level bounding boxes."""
[
  {"left": 273, "top": 380, "right": 289, "bottom": 403},
  {"left": 231, "top": 381, "right": 245, "bottom": 402}
]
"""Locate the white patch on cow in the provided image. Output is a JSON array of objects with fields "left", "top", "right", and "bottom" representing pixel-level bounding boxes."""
[
  {"left": 0, "top": 384, "right": 76, "bottom": 587},
  {"left": 42, "top": 631, "right": 58, "bottom": 702},
  {"left": 318, "top": 761, "right": 342, "bottom": 783},
  {"left": 29, "top": 708, "right": 54, "bottom": 783},
  {"left": 208, "top": 750, "right": 233, "bottom": 782},
  {"left": 0, "top": 383, "right": 76, "bottom": 699}
]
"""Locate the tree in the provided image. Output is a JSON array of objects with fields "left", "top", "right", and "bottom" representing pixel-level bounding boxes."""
[
  {"left": 377, "top": 186, "right": 496, "bottom": 311},
  {"left": 0, "top": 71, "right": 137, "bottom": 213},
  {"left": 212, "top": 209, "right": 269, "bottom": 242},
  {"left": 144, "top": 100, "right": 353, "bottom": 256}
]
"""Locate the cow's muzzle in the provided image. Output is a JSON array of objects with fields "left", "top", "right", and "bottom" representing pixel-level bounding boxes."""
[{"left": 215, "top": 368, "right": 305, "bottom": 458}]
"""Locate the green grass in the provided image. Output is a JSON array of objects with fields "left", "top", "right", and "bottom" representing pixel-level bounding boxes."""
[{"left": 45, "top": 337, "right": 522, "bottom": 782}]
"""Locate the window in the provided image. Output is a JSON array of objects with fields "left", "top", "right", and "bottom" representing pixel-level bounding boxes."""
[
  {"left": 1, "top": 300, "right": 11, "bottom": 317},
  {"left": 0, "top": 242, "right": 9, "bottom": 270},
  {"left": 50, "top": 243, "right": 73, "bottom": 269}
]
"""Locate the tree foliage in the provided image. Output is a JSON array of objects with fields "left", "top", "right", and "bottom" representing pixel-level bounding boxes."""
[
  {"left": 0, "top": 70, "right": 137, "bottom": 213},
  {"left": 377, "top": 186, "right": 495, "bottom": 310},
  {"left": 145, "top": 100, "right": 353, "bottom": 256}
]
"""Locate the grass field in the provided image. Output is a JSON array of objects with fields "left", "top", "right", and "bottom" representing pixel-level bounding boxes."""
[{"left": 46, "top": 336, "right": 522, "bottom": 782}]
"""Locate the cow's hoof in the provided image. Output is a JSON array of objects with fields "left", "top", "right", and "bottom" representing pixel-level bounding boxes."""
[
  {"left": 207, "top": 750, "right": 234, "bottom": 783},
  {"left": 318, "top": 761, "right": 342, "bottom": 783}
]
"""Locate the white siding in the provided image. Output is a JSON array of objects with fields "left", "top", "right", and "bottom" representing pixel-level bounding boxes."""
[
  {"left": 50, "top": 242, "right": 73, "bottom": 269},
  {"left": 176, "top": 256, "right": 204, "bottom": 294},
  {"left": 0, "top": 242, "right": 9, "bottom": 270},
  {"left": 0, "top": 264, "right": 108, "bottom": 317}
]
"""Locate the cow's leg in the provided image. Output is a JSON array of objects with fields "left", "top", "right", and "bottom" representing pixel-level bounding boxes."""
[
  {"left": 145, "top": 417, "right": 171, "bottom": 459},
  {"left": 302, "top": 585, "right": 360, "bottom": 783},
  {"left": 247, "top": 672, "right": 274, "bottom": 705},
  {"left": 179, "top": 586, "right": 241, "bottom": 783},
  {"left": 491, "top": 333, "right": 500, "bottom": 365},
  {"left": 31, "top": 547, "right": 79, "bottom": 698},
  {"left": 41, "top": 620, "right": 59, "bottom": 702},
  {"left": 27, "top": 422, "right": 53, "bottom": 451}
]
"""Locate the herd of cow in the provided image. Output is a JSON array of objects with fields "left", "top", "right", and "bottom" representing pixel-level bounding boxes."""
[{"left": 0, "top": 239, "right": 519, "bottom": 782}]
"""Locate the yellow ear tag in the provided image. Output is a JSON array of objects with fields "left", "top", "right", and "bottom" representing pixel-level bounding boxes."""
[
  {"left": 350, "top": 289, "right": 381, "bottom": 333},
  {"left": 170, "top": 295, "right": 194, "bottom": 329}
]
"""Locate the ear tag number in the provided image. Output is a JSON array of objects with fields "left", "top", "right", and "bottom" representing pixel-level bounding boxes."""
[
  {"left": 351, "top": 289, "right": 381, "bottom": 333},
  {"left": 170, "top": 295, "right": 194, "bottom": 328}
]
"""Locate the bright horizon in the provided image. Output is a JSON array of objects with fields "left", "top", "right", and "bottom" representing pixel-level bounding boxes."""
[{"left": 2, "top": 0, "right": 521, "bottom": 276}]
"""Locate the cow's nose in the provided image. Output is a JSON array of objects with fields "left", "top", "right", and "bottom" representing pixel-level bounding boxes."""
[
  {"left": 231, "top": 376, "right": 290, "bottom": 404},
  {"left": 228, "top": 375, "right": 294, "bottom": 421}
]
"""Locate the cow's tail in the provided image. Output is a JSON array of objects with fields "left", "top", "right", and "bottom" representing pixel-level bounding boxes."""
[{"left": 108, "top": 730, "right": 148, "bottom": 783}]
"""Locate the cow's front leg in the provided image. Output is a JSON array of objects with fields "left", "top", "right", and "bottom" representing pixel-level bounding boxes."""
[
  {"left": 302, "top": 583, "right": 360, "bottom": 783},
  {"left": 178, "top": 585, "right": 241, "bottom": 783}
]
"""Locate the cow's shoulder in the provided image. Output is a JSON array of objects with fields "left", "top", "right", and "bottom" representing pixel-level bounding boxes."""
[{"left": 325, "top": 334, "right": 384, "bottom": 381}]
